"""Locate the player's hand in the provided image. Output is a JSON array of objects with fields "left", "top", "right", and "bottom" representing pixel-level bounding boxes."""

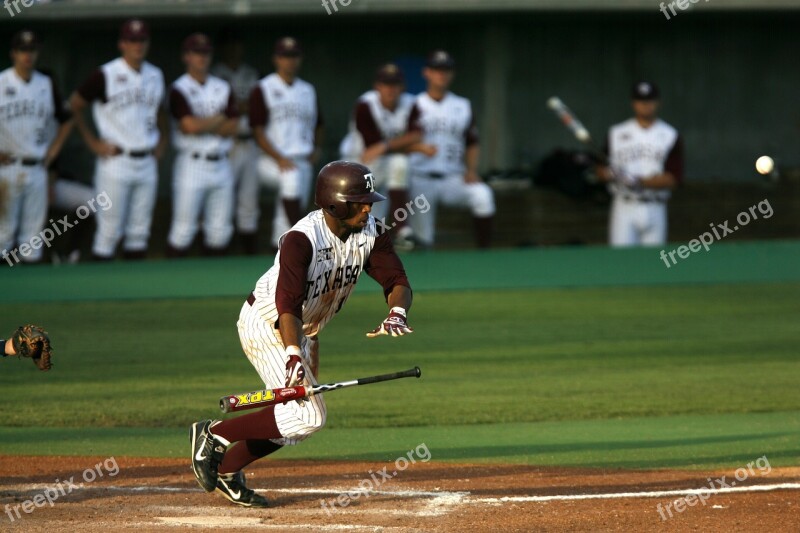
[
  {"left": 595, "top": 165, "right": 614, "bottom": 183},
  {"left": 418, "top": 144, "right": 437, "bottom": 157},
  {"left": 367, "top": 307, "right": 413, "bottom": 338},
  {"left": 361, "top": 142, "right": 387, "bottom": 164},
  {"left": 0, "top": 152, "right": 13, "bottom": 165},
  {"left": 285, "top": 348, "right": 307, "bottom": 406},
  {"left": 613, "top": 169, "right": 643, "bottom": 189},
  {"left": 464, "top": 170, "right": 481, "bottom": 184},
  {"left": 91, "top": 139, "right": 120, "bottom": 158},
  {"left": 277, "top": 157, "right": 297, "bottom": 171}
]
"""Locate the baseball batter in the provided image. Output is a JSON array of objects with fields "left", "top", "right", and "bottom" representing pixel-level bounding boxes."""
[
  {"left": 596, "top": 82, "right": 684, "bottom": 247},
  {"left": 70, "top": 19, "right": 167, "bottom": 260},
  {"left": 211, "top": 32, "right": 261, "bottom": 254},
  {"left": 339, "top": 63, "right": 435, "bottom": 250},
  {"left": 0, "top": 31, "right": 72, "bottom": 264},
  {"left": 407, "top": 50, "right": 495, "bottom": 248},
  {"left": 250, "top": 37, "right": 324, "bottom": 250},
  {"left": 190, "top": 161, "right": 412, "bottom": 507},
  {"left": 166, "top": 33, "right": 238, "bottom": 257}
]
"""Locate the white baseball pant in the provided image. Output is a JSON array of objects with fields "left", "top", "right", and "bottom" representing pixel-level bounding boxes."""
[
  {"left": 230, "top": 139, "right": 260, "bottom": 233},
  {"left": 237, "top": 301, "right": 326, "bottom": 446},
  {"left": 92, "top": 154, "right": 158, "bottom": 257},
  {"left": 168, "top": 153, "right": 234, "bottom": 250},
  {"left": 0, "top": 162, "right": 47, "bottom": 262},
  {"left": 408, "top": 173, "right": 495, "bottom": 247},
  {"left": 53, "top": 179, "right": 95, "bottom": 211},
  {"left": 257, "top": 156, "right": 313, "bottom": 248},
  {"left": 609, "top": 196, "right": 667, "bottom": 247}
]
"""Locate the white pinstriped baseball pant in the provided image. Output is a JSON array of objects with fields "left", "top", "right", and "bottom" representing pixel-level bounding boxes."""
[{"left": 236, "top": 300, "right": 326, "bottom": 446}]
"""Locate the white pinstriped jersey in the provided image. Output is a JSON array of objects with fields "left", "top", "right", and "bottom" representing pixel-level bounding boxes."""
[
  {"left": 256, "top": 73, "right": 318, "bottom": 158},
  {"left": 93, "top": 58, "right": 165, "bottom": 151},
  {"left": 0, "top": 69, "right": 57, "bottom": 159},
  {"left": 170, "top": 73, "right": 234, "bottom": 154},
  {"left": 211, "top": 62, "right": 258, "bottom": 135},
  {"left": 251, "top": 210, "right": 378, "bottom": 337},
  {"left": 607, "top": 118, "right": 678, "bottom": 201},
  {"left": 409, "top": 92, "right": 475, "bottom": 176}
]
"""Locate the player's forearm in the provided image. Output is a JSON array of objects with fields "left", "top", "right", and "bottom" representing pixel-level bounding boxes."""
[
  {"left": 278, "top": 312, "right": 305, "bottom": 350},
  {"left": 386, "top": 285, "right": 412, "bottom": 312},
  {"left": 254, "top": 129, "right": 285, "bottom": 161},
  {"left": 465, "top": 144, "right": 480, "bottom": 173},
  {"left": 69, "top": 94, "right": 99, "bottom": 146},
  {"left": 45, "top": 120, "right": 74, "bottom": 163},
  {"left": 642, "top": 172, "right": 678, "bottom": 190},
  {"left": 215, "top": 118, "right": 239, "bottom": 138},
  {"left": 180, "top": 115, "right": 226, "bottom": 135},
  {"left": 386, "top": 131, "right": 421, "bottom": 153}
]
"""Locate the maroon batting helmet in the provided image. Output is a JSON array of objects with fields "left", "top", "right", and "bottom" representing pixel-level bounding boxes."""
[{"left": 315, "top": 161, "right": 386, "bottom": 219}]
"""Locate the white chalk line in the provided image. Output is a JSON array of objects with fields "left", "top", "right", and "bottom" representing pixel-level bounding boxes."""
[{"left": 469, "top": 482, "right": 800, "bottom": 503}]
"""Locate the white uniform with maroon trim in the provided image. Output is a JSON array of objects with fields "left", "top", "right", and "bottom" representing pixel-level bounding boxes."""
[
  {"left": 168, "top": 73, "right": 235, "bottom": 250},
  {"left": 0, "top": 68, "right": 64, "bottom": 262},
  {"left": 407, "top": 91, "right": 495, "bottom": 246},
  {"left": 238, "top": 209, "right": 379, "bottom": 445},
  {"left": 82, "top": 57, "right": 165, "bottom": 257},
  {"left": 211, "top": 62, "right": 260, "bottom": 233},
  {"left": 607, "top": 118, "right": 679, "bottom": 247},
  {"left": 252, "top": 73, "right": 318, "bottom": 247},
  {"left": 339, "top": 90, "right": 415, "bottom": 222}
]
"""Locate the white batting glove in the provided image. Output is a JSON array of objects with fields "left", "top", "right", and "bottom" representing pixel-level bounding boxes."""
[
  {"left": 284, "top": 346, "right": 307, "bottom": 406},
  {"left": 367, "top": 307, "right": 413, "bottom": 338}
]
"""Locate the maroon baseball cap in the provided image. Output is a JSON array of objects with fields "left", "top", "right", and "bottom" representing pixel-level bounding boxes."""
[
  {"left": 120, "top": 19, "right": 150, "bottom": 41},
  {"left": 631, "top": 81, "right": 660, "bottom": 100},
  {"left": 426, "top": 50, "right": 455, "bottom": 70},
  {"left": 182, "top": 33, "right": 213, "bottom": 54},
  {"left": 375, "top": 63, "right": 404, "bottom": 85},
  {"left": 274, "top": 36, "right": 302, "bottom": 57},
  {"left": 11, "top": 30, "right": 39, "bottom": 51}
]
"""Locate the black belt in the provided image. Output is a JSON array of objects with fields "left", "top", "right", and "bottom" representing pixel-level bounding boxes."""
[
  {"left": 8, "top": 157, "right": 42, "bottom": 166},
  {"left": 619, "top": 195, "right": 665, "bottom": 204},
  {"left": 191, "top": 152, "right": 227, "bottom": 161},
  {"left": 236, "top": 133, "right": 253, "bottom": 141},
  {"left": 246, "top": 292, "right": 255, "bottom": 306},
  {"left": 426, "top": 172, "right": 445, "bottom": 179},
  {"left": 112, "top": 148, "right": 153, "bottom": 158}
]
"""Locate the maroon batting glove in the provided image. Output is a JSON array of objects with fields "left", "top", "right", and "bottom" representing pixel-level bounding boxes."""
[{"left": 366, "top": 307, "right": 413, "bottom": 338}]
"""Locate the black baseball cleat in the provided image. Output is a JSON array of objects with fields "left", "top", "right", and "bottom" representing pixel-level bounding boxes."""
[
  {"left": 216, "top": 471, "right": 270, "bottom": 508},
  {"left": 190, "top": 419, "right": 226, "bottom": 492}
]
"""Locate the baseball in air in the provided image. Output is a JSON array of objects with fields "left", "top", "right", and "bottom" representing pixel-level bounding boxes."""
[{"left": 755, "top": 155, "right": 774, "bottom": 175}]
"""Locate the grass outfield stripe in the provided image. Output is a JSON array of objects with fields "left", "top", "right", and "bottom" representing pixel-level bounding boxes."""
[{"left": 2, "top": 240, "right": 800, "bottom": 303}]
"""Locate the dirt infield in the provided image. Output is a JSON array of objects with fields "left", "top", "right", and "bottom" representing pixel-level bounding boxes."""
[{"left": 1, "top": 456, "right": 798, "bottom": 532}]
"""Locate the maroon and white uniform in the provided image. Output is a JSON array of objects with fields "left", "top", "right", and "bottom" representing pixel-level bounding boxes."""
[
  {"left": 168, "top": 73, "right": 237, "bottom": 250},
  {"left": 238, "top": 209, "right": 410, "bottom": 445},
  {"left": 606, "top": 118, "right": 683, "bottom": 246},
  {"left": 407, "top": 91, "right": 495, "bottom": 247},
  {"left": 0, "top": 68, "right": 69, "bottom": 262},
  {"left": 211, "top": 61, "right": 260, "bottom": 233},
  {"left": 339, "top": 90, "right": 415, "bottom": 221},
  {"left": 250, "top": 73, "right": 322, "bottom": 247},
  {"left": 77, "top": 57, "right": 165, "bottom": 257}
]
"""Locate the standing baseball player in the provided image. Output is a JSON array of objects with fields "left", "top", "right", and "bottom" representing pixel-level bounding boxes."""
[
  {"left": 190, "top": 161, "right": 412, "bottom": 507},
  {"left": 211, "top": 31, "right": 261, "bottom": 254},
  {"left": 70, "top": 19, "right": 167, "bottom": 260},
  {"left": 250, "top": 37, "right": 324, "bottom": 251},
  {"left": 596, "top": 82, "right": 683, "bottom": 247},
  {"left": 339, "top": 63, "right": 435, "bottom": 250},
  {"left": 166, "top": 33, "right": 238, "bottom": 257},
  {"left": 407, "top": 50, "right": 495, "bottom": 249},
  {"left": 0, "top": 30, "right": 72, "bottom": 264}
]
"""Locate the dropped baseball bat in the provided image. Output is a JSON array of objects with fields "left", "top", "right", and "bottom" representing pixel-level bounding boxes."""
[
  {"left": 219, "top": 366, "right": 422, "bottom": 413},
  {"left": 546, "top": 96, "right": 607, "bottom": 164}
]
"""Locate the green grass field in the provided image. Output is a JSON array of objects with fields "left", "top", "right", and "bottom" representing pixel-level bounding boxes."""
[{"left": 1, "top": 278, "right": 798, "bottom": 469}]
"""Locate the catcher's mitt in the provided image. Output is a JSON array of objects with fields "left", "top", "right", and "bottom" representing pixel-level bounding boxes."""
[{"left": 11, "top": 324, "right": 52, "bottom": 371}]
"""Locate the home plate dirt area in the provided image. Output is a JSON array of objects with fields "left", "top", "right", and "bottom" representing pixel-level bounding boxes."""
[{"left": 1, "top": 457, "right": 798, "bottom": 532}]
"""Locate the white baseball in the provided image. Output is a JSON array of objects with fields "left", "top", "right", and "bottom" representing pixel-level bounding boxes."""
[
  {"left": 755, "top": 155, "right": 774, "bottom": 175},
  {"left": 576, "top": 128, "right": 590, "bottom": 142}
]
